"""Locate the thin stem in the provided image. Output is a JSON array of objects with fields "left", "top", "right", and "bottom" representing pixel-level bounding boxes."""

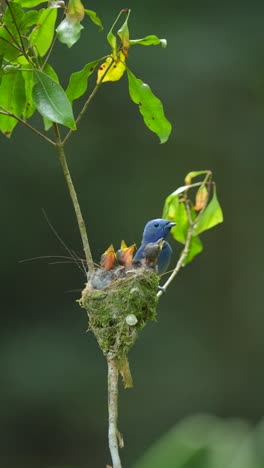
[
  {"left": 63, "top": 83, "right": 101, "bottom": 145},
  {"left": 0, "top": 106, "right": 55, "bottom": 145},
  {"left": 63, "top": 57, "right": 115, "bottom": 145},
  {"left": 53, "top": 123, "right": 94, "bottom": 272},
  {"left": 41, "top": 32, "right": 58, "bottom": 70},
  {"left": 107, "top": 355, "right": 122, "bottom": 468},
  {"left": 157, "top": 201, "right": 193, "bottom": 298},
  {"left": 157, "top": 174, "right": 214, "bottom": 298}
]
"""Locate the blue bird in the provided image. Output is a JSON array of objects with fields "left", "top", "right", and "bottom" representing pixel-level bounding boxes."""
[{"left": 133, "top": 218, "right": 176, "bottom": 274}]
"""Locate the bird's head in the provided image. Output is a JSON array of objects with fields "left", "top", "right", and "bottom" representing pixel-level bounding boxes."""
[{"left": 142, "top": 218, "right": 176, "bottom": 243}]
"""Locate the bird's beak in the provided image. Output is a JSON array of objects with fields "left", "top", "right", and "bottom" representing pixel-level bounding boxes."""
[{"left": 167, "top": 222, "right": 176, "bottom": 229}]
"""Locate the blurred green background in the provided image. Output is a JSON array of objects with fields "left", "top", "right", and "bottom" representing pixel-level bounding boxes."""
[{"left": 1, "top": 0, "right": 264, "bottom": 467}]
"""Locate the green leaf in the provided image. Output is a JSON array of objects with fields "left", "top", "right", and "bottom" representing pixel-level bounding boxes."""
[
  {"left": 133, "top": 416, "right": 253, "bottom": 468},
  {"left": 20, "top": 10, "right": 40, "bottom": 34},
  {"left": 32, "top": 70, "right": 76, "bottom": 129},
  {"left": 41, "top": 64, "right": 59, "bottom": 130},
  {"left": 0, "top": 55, "right": 3, "bottom": 85},
  {"left": 43, "top": 63, "right": 59, "bottom": 83},
  {"left": 127, "top": 68, "right": 171, "bottom": 144},
  {"left": 106, "top": 10, "right": 125, "bottom": 53},
  {"left": 22, "top": 70, "right": 36, "bottom": 119},
  {"left": 0, "top": 70, "right": 26, "bottom": 137},
  {"left": 29, "top": 8, "right": 57, "bottom": 57},
  {"left": 130, "top": 35, "right": 167, "bottom": 48},
  {"left": 4, "top": 2, "right": 24, "bottom": 33},
  {"left": 13, "top": 0, "right": 47, "bottom": 7},
  {"left": 0, "top": 3, "right": 25, "bottom": 61},
  {"left": 0, "top": 27, "right": 22, "bottom": 63},
  {"left": 56, "top": 17, "right": 84, "bottom": 48},
  {"left": 184, "top": 236, "right": 203, "bottom": 265},
  {"left": 107, "top": 28, "right": 117, "bottom": 52},
  {"left": 0, "top": 4, "right": 39, "bottom": 62},
  {"left": 85, "top": 9, "right": 103, "bottom": 31},
  {"left": 163, "top": 195, "right": 187, "bottom": 243},
  {"left": 172, "top": 202, "right": 188, "bottom": 243},
  {"left": 0, "top": 27, "right": 12, "bottom": 58},
  {"left": 162, "top": 195, "right": 203, "bottom": 264},
  {"left": 193, "top": 186, "right": 223, "bottom": 235},
  {"left": 117, "top": 10, "right": 130, "bottom": 49},
  {"left": 66, "top": 59, "right": 100, "bottom": 103}
]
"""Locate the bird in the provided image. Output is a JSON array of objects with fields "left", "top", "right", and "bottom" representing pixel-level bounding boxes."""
[
  {"left": 116, "top": 240, "right": 136, "bottom": 268},
  {"left": 142, "top": 238, "right": 164, "bottom": 271},
  {"left": 133, "top": 219, "right": 176, "bottom": 274}
]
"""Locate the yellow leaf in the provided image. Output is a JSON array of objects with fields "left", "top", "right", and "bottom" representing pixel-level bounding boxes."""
[
  {"left": 97, "top": 52, "right": 126, "bottom": 84},
  {"left": 194, "top": 185, "right": 208, "bottom": 211}
]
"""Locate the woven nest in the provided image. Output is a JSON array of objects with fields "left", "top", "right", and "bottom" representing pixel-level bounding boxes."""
[{"left": 79, "top": 266, "right": 159, "bottom": 387}]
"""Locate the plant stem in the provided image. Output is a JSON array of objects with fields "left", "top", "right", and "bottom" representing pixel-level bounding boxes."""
[
  {"left": 157, "top": 174, "right": 213, "bottom": 298},
  {"left": 157, "top": 201, "right": 193, "bottom": 298},
  {"left": 53, "top": 123, "right": 94, "bottom": 272},
  {"left": 107, "top": 354, "right": 122, "bottom": 468},
  {"left": 63, "top": 57, "right": 115, "bottom": 146},
  {"left": 63, "top": 84, "right": 101, "bottom": 145}
]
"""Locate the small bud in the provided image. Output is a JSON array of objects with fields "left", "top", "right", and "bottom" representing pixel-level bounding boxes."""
[{"left": 126, "top": 314, "right": 138, "bottom": 326}]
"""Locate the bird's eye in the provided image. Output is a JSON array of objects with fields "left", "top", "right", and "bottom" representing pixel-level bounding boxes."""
[{"left": 154, "top": 223, "right": 159, "bottom": 228}]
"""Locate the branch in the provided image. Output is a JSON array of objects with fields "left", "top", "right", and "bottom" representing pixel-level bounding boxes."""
[
  {"left": 0, "top": 106, "right": 55, "bottom": 145},
  {"left": 53, "top": 123, "right": 94, "bottom": 272},
  {"left": 107, "top": 354, "right": 122, "bottom": 468},
  {"left": 157, "top": 202, "right": 193, "bottom": 298},
  {"left": 157, "top": 174, "right": 214, "bottom": 298}
]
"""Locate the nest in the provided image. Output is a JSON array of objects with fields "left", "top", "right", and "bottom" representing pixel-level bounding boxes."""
[{"left": 79, "top": 266, "right": 159, "bottom": 387}]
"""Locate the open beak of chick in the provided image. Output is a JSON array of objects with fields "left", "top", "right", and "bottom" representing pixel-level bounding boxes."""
[
  {"left": 100, "top": 244, "right": 116, "bottom": 270},
  {"left": 116, "top": 240, "right": 136, "bottom": 268}
]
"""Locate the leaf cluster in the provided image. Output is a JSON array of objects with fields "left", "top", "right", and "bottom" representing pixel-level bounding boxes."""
[
  {"left": 163, "top": 170, "right": 224, "bottom": 264},
  {"left": 0, "top": 2, "right": 171, "bottom": 142}
]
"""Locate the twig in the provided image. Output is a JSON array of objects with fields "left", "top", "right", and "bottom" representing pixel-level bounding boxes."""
[
  {"left": 3, "top": 1, "right": 33, "bottom": 66},
  {"left": 107, "top": 354, "right": 122, "bottom": 468},
  {"left": 63, "top": 57, "right": 115, "bottom": 145},
  {"left": 53, "top": 123, "right": 94, "bottom": 272},
  {"left": 63, "top": 84, "right": 101, "bottom": 145},
  {"left": 157, "top": 201, "right": 193, "bottom": 298},
  {"left": 0, "top": 106, "right": 55, "bottom": 145}
]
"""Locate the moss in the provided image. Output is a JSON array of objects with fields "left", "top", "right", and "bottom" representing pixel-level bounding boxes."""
[{"left": 79, "top": 267, "right": 159, "bottom": 361}]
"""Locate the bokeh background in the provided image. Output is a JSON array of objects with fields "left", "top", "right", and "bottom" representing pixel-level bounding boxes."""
[{"left": 1, "top": 0, "right": 264, "bottom": 467}]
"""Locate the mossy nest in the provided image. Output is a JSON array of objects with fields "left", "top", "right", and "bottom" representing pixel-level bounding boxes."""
[{"left": 79, "top": 267, "right": 159, "bottom": 385}]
